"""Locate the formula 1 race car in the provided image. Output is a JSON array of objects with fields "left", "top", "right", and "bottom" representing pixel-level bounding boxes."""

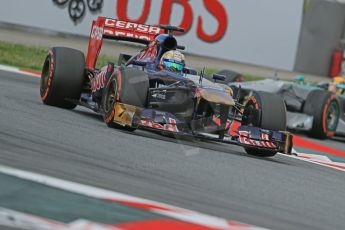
[
  {"left": 39, "top": 16, "right": 292, "bottom": 157},
  {"left": 229, "top": 76, "right": 341, "bottom": 139}
]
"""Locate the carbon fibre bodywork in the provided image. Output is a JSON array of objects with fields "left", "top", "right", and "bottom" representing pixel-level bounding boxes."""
[{"left": 40, "top": 17, "right": 293, "bottom": 156}]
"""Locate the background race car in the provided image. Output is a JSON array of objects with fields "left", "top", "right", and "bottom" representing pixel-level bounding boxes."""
[{"left": 227, "top": 72, "right": 341, "bottom": 139}]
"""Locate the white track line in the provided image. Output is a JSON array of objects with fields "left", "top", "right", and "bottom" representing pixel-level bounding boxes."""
[
  {"left": 278, "top": 151, "right": 345, "bottom": 173},
  {"left": 0, "top": 164, "right": 265, "bottom": 230},
  {"left": 0, "top": 64, "right": 40, "bottom": 77}
]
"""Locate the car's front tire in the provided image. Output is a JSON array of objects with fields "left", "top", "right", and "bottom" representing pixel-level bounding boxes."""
[
  {"left": 101, "top": 75, "right": 136, "bottom": 131},
  {"left": 242, "top": 91, "right": 287, "bottom": 157}
]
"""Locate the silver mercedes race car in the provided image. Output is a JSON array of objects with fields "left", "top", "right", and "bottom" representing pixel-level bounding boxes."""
[{"left": 229, "top": 77, "right": 342, "bottom": 139}]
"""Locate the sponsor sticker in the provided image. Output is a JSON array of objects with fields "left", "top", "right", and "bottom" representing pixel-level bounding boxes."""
[
  {"left": 140, "top": 118, "right": 178, "bottom": 132},
  {"left": 105, "top": 19, "right": 161, "bottom": 34},
  {"left": 238, "top": 130, "right": 276, "bottom": 148}
]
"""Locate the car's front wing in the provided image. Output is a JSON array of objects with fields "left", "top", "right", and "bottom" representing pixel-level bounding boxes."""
[{"left": 111, "top": 103, "right": 293, "bottom": 154}]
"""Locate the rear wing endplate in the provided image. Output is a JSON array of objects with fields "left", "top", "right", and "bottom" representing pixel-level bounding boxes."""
[{"left": 86, "top": 17, "right": 164, "bottom": 69}]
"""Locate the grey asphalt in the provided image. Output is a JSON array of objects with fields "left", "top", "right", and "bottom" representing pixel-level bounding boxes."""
[{"left": 0, "top": 70, "right": 345, "bottom": 230}]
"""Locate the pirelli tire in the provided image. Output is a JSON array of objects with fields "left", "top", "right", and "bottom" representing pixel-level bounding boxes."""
[
  {"left": 40, "top": 47, "right": 85, "bottom": 109},
  {"left": 303, "top": 90, "right": 340, "bottom": 139},
  {"left": 242, "top": 91, "right": 287, "bottom": 157}
]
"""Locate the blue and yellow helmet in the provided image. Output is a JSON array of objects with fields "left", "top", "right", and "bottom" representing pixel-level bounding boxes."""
[{"left": 160, "top": 50, "right": 185, "bottom": 73}]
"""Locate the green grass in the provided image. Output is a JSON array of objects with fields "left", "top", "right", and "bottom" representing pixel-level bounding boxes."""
[
  {"left": 0, "top": 41, "right": 262, "bottom": 81},
  {"left": 96, "top": 54, "right": 115, "bottom": 69},
  {"left": 243, "top": 74, "right": 264, "bottom": 81},
  {"left": 0, "top": 41, "right": 114, "bottom": 71},
  {"left": 0, "top": 41, "right": 48, "bottom": 71}
]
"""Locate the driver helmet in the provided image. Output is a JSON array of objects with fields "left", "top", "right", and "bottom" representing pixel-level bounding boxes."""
[
  {"left": 331, "top": 76, "right": 345, "bottom": 94},
  {"left": 160, "top": 50, "right": 185, "bottom": 73}
]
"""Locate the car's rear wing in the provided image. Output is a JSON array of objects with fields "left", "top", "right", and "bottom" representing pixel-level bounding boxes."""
[{"left": 86, "top": 17, "right": 164, "bottom": 69}]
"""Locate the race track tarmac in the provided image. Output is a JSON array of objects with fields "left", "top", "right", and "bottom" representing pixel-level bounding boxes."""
[{"left": 0, "top": 70, "right": 345, "bottom": 230}]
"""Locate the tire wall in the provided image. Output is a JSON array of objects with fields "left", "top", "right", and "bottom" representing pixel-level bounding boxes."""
[{"left": 294, "top": 0, "right": 345, "bottom": 76}]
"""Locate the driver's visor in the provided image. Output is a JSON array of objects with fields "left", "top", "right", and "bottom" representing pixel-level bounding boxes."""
[{"left": 163, "top": 59, "right": 184, "bottom": 71}]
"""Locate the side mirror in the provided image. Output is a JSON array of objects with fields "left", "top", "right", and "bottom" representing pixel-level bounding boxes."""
[
  {"left": 183, "top": 67, "right": 197, "bottom": 75},
  {"left": 132, "top": 61, "right": 147, "bottom": 67},
  {"left": 213, "top": 74, "right": 226, "bottom": 82}
]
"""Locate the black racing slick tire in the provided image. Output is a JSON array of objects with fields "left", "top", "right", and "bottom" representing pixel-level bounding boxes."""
[
  {"left": 102, "top": 75, "right": 136, "bottom": 131},
  {"left": 242, "top": 91, "right": 287, "bottom": 157},
  {"left": 40, "top": 47, "right": 85, "bottom": 109},
  {"left": 303, "top": 90, "right": 340, "bottom": 139},
  {"left": 102, "top": 68, "right": 149, "bottom": 131}
]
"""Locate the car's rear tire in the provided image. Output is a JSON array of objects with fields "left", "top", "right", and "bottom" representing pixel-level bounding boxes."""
[
  {"left": 303, "top": 90, "right": 340, "bottom": 139},
  {"left": 40, "top": 47, "right": 85, "bottom": 109},
  {"left": 242, "top": 91, "right": 287, "bottom": 157}
]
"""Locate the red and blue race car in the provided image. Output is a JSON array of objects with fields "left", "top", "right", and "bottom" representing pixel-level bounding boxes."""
[{"left": 40, "top": 16, "right": 292, "bottom": 157}]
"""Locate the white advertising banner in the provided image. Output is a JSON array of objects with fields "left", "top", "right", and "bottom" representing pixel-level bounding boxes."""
[{"left": 0, "top": 0, "right": 304, "bottom": 70}]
